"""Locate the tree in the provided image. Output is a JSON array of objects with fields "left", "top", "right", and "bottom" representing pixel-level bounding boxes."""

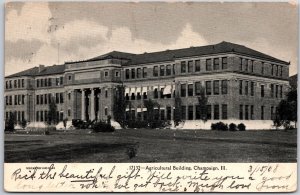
[
  {"left": 113, "top": 85, "right": 128, "bottom": 127},
  {"left": 197, "top": 85, "right": 208, "bottom": 122},
  {"left": 173, "top": 92, "right": 182, "bottom": 127},
  {"left": 5, "top": 112, "right": 15, "bottom": 131},
  {"left": 46, "top": 97, "right": 58, "bottom": 126},
  {"left": 144, "top": 99, "right": 160, "bottom": 128},
  {"left": 274, "top": 88, "right": 297, "bottom": 129}
]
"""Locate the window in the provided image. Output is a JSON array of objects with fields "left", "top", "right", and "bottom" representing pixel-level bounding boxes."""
[
  {"left": 206, "top": 81, "right": 211, "bottom": 95},
  {"left": 36, "top": 111, "right": 39, "bottom": 122},
  {"left": 56, "top": 78, "right": 59, "bottom": 86},
  {"left": 14, "top": 80, "right": 17, "bottom": 88},
  {"left": 195, "top": 60, "right": 200, "bottom": 72},
  {"left": 41, "top": 110, "right": 44, "bottom": 122},
  {"left": 188, "top": 106, "right": 193, "bottom": 120},
  {"left": 68, "top": 75, "right": 72, "bottom": 80},
  {"left": 250, "top": 82, "right": 254, "bottom": 96},
  {"left": 222, "top": 57, "right": 227, "bottom": 69},
  {"left": 125, "top": 69, "right": 130, "bottom": 79},
  {"left": 160, "top": 109, "right": 165, "bottom": 120},
  {"left": 131, "top": 69, "right": 135, "bottom": 79},
  {"left": 115, "top": 71, "right": 120, "bottom": 77},
  {"left": 44, "top": 78, "right": 48, "bottom": 87},
  {"left": 14, "top": 95, "right": 18, "bottom": 105},
  {"left": 207, "top": 105, "right": 212, "bottom": 119},
  {"left": 37, "top": 79, "right": 40, "bottom": 88},
  {"left": 18, "top": 79, "right": 20, "bottom": 88},
  {"left": 276, "top": 65, "right": 279, "bottom": 76},
  {"left": 160, "top": 65, "right": 165, "bottom": 76},
  {"left": 9, "top": 96, "right": 12, "bottom": 105},
  {"left": 188, "top": 61, "right": 193, "bottom": 73},
  {"left": 36, "top": 95, "right": 39, "bottom": 104},
  {"left": 166, "top": 65, "right": 171, "bottom": 76},
  {"left": 41, "top": 79, "right": 44, "bottom": 87},
  {"left": 261, "top": 106, "right": 264, "bottom": 120},
  {"left": 271, "top": 64, "right": 274, "bottom": 75},
  {"left": 181, "top": 84, "right": 186, "bottom": 97},
  {"left": 60, "top": 77, "right": 64, "bottom": 85},
  {"left": 239, "top": 80, "right": 243, "bottom": 95},
  {"left": 206, "top": 59, "right": 212, "bottom": 71},
  {"left": 239, "top": 105, "right": 243, "bottom": 120},
  {"left": 154, "top": 88, "right": 158, "bottom": 99},
  {"left": 245, "top": 105, "right": 249, "bottom": 120},
  {"left": 105, "top": 108, "right": 108, "bottom": 116},
  {"left": 187, "top": 84, "right": 193, "bottom": 96},
  {"left": 68, "top": 109, "right": 71, "bottom": 117},
  {"left": 222, "top": 104, "right": 227, "bottom": 119},
  {"left": 56, "top": 93, "right": 59, "bottom": 103},
  {"left": 181, "top": 61, "right": 186, "bottom": 73},
  {"left": 68, "top": 93, "right": 71, "bottom": 100},
  {"left": 195, "top": 105, "right": 201, "bottom": 119},
  {"left": 44, "top": 94, "right": 47, "bottom": 104},
  {"left": 275, "top": 85, "right": 278, "bottom": 98},
  {"left": 60, "top": 93, "right": 64, "bottom": 103},
  {"left": 104, "top": 71, "right": 108, "bottom": 77},
  {"left": 143, "top": 67, "right": 147, "bottom": 78},
  {"left": 239, "top": 58, "right": 242, "bottom": 71},
  {"left": 195, "top": 82, "right": 201, "bottom": 96},
  {"left": 181, "top": 106, "right": 186, "bottom": 120},
  {"left": 153, "top": 66, "right": 158, "bottom": 77},
  {"left": 137, "top": 68, "right": 142, "bottom": 78},
  {"left": 221, "top": 80, "right": 228, "bottom": 95},
  {"left": 5, "top": 81, "right": 8, "bottom": 89},
  {"left": 245, "top": 60, "right": 248, "bottom": 72},
  {"left": 270, "top": 84, "right": 274, "bottom": 98},
  {"left": 213, "top": 58, "right": 219, "bottom": 70},
  {"left": 48, "top": 94, "right": 52, "bottom": 103},
  {"left": 143, "top": 91, "right": 147, "bottom": 100},
  {"left": 167, "top": 106, "right": 171, "bottom": 120},
  {"left": 105, "top": 90, "right": 108, "bottom": 98},
  {"left": 137, "top": 92, "right": 141, "bottom": 100},
  {"left": 280, "top": 66, "right": 283, "bottom": 76},
  {"left": 154, "top": 109, "right": 159, "bottom": 120},
  {"left": 250, "top": 105, "right": 254, "bottom": 120},
  {"left": 280, "top": 85, "right": 283, "bottom": 98},
  {"left": 48, "top": 78, "right": 52, "bottom": 86},
  {"left": 213, "top": 81, "right": 219, "bottom": 95},
  {"left": 261, "top": 85, "right": 265, "bottom": 97},
  {"left": 261, "top": 63, "right": 264, "bottom": 74},
  {"left": 245, "top": 81, "right": 249, "bottom": 95},
  {"left": 173, "top": 64, "right": 176, "bottom": 75},
  {"left": 214, "top": 105, "right": 219, "bottom": 120}
]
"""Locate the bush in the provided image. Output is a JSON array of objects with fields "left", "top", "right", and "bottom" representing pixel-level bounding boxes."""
[
  {"left": 229, "top": 123, "right": 237, "bottom": 131},
  {"left": 211, "top": 122, "right": 228, "bottom": 131},
  {"left": 92, "top": 121, "right": 115, "bottom": 132},
  {"left": 237, "top": 123, "right": 246, "bottom": 131},
  {"left": 125, "top": 120, "right": 149, "bottom": 128},
  {"left": 19, "top": 120, "right": 27, "bottom": 129},
  {"left": 72, "top": 119, "right": 94, "bottom": 129}
]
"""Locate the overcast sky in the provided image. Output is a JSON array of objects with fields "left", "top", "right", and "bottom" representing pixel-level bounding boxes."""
[{"left": 5, "top": 2, "right": 298, "bottom": 76}]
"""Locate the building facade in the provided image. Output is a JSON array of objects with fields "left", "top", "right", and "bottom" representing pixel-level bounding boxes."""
[{"left": 4, "top": 41, "right": 290, "bottom": 126}]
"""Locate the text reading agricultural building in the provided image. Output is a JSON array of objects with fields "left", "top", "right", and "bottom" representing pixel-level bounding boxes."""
[{"left": 4, "top": 42, "right": 290, "bottom": 126}]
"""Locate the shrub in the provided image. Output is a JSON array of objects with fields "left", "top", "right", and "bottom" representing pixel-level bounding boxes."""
[
  {"left": 5, "top": 113, "right": 15, "bottom": 132},
  {"left": 63, "top": 118, "right": 68, "bottom": 129},
  {"left": 92, "top": 121, "right": 115, "bottom": 132},
  {"left": 237, "top": 123, "right": 246, "bottom": 131},
  {"left": 72, "top": 119, "right": 95, "bottom": 129},
  {"left": 229, "top": 123, "right": 237, "bottom": 131},
  {"left": 211, "top": 122, "right": 228, "bottom": 131},
  {"left": 20, "top": 120, "right": 27, "bottom": 130}
]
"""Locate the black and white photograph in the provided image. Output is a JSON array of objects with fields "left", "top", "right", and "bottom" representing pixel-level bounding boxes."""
[{"left": 3, "top": 1, "right": 298, "bottom": 192}]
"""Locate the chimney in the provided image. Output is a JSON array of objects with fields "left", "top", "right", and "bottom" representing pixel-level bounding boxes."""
[{"left": 38, "top": 64, "right": 45, "bottom": 72}]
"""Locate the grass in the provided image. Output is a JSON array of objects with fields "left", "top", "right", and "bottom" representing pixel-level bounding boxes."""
[{"left": 4, "top": 129, "right": 297, "bottom": 163}]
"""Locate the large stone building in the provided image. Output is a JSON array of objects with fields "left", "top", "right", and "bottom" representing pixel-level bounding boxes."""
[{"left": 4, "top": 41, "right": 290, "bottom": 128}]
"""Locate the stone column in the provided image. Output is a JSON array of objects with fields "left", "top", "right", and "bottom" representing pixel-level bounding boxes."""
[
  {"left": 81, "top": 89, "right": 86, "bottom": 121},
  {"left": 90, "top": 88, "right": 95, "bottom": 120},
  {"left": 98, "top": 88, "right": 101, "bottom": 120}
]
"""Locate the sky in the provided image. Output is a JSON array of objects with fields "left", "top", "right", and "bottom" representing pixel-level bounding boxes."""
[{"left": 5, "top": 2, "right": 298, "bottom": 76}]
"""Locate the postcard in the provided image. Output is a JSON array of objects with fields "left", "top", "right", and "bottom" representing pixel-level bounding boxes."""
[{"left": 4, "top": 1, "right": 297, "bottom": 192}]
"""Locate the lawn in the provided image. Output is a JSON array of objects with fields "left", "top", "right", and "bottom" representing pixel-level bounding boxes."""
[{"left": 4, "top": 129, "right": 297, "bottom": 163}]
